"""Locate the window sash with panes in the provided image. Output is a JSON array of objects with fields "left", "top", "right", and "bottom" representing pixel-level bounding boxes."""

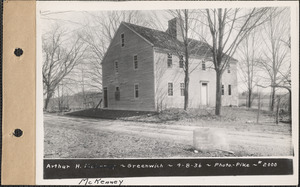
[
  {"left": 134, "top": 84, "right": 139, "bottom": 98},
  {"left": 168, "top": 83, "right": 173, "bottom": 96},
  {"left": 133, "top": 55, "right": 138, "bottom": 70},
  {"left": 121, "top": 33, "right": 125, "bottom": 47},
  {"left": 222, "top": 85, "right": 224, "bottom": 95},
  {"left": 167, "top": 53, "right": 172, "bottom": 68},
  {"left": 115, "top": 61, "right": 118, "bottom": 73},
  {"left": 180, "top": 83, "right": 185, "bottom": 96},
  {"left": 179, "top": 55, "right": 184, "bottom": 68}
]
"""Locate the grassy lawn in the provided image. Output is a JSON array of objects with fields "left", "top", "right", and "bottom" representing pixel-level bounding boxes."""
[
  {"left": 67, "top": 107, "right": 291, "bottom": 134},
  {"left": 44, "top": 107, "right": 293, "bottom": 158}
]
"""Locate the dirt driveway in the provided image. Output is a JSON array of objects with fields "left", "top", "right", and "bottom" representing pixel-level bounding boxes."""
[{"left": 44, "top": 113, "right": 293, "bottom": 158}]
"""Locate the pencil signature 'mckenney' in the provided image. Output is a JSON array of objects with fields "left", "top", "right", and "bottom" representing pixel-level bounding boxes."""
[{"left": 79, "top": 178, "right": 124, "bottom": 186}]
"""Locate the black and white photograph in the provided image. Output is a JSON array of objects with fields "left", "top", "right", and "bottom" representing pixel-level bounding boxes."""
[{"left": 36, "top": 1, "right": 298, "bottom": 185}]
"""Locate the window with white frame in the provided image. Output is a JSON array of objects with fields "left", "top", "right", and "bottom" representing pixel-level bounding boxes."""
[
  {"left": 168, "top": 83, "right": 173, "bottom": 96},
  {"left": 133, "top": 55, "right": 138, "bottom": 70}
]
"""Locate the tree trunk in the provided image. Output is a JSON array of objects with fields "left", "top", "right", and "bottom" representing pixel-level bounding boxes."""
[
  {"left": 44, "top": 87, "right": 53, "bottom": 110},
  {"left": 275, "top": 96, "right": 281, "bottom": 124},
  {"left": 247, "top": 88, "right": 252, "bottom": 108},
  {"left": 215, "top": 72, "right": 222, "bottom": 115},
  {"left": 183, "top": 10, "right": 189, "bottom": 111},
  {"left": 256, "top": 92, "right": 261, "bottom": 124},
  {"left": 184, "top": 75, "right": 189, "bottom": 110},
  {"left": 270, "top": 86, "right": 275, "bottom": 111},
  {"left": 44, "top": 96, "right": 51, "bottom": 111}
]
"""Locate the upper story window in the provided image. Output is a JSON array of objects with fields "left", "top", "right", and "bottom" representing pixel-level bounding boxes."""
[
  {"left": 180, "top": 83, "right": 185, "bottom": 96},
  {"left": 115, "top": 61, "right": 119, "bottom": 73},
  {"left": 121, "top": 33, "right": 125, "bottom": 47},
  {"left": 167, "top": 53, "right": 172, "bottom": 68},
  {"left": 115, "top": 86, "right": 120, "bottom": 101},
  {"left": 202, "top": 61, "right": 206, "bottom": 71},
  {"left": 168, "top": 83, "right": 173, "bottom": 96},
  {"left": 133, "top": 55, "right": 138, "bottom": 70},
  {"left": 115, "top": 61, "right": 118, "bottom": 73},
  {"left": 179, "top": 55, "right": 184, "bottom": 68},
  {"left": 134, "top": 84, "right": 139, "bottom": 98},
  {"left": 227, "top": 63, "right": 231, "bottom": 73},
  {"left": 228, "top": 85, "right": 232, "bottom": 95},
  {"left": 222, "top": 84, "right": 224, "bottom": 95}
]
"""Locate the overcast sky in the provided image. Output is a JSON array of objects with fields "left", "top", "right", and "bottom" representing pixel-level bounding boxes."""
[{"left": 38, "top": 2, "right": 292, "bottom": 96}]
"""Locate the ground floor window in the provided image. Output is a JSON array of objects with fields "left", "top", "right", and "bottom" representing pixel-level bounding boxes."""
[
  {"left": 228, "top": 85, "right": 232, "bottom": 95},
  {"left": 168, "top": 83, "right": 173, "bottom": 96},
  {"left": 134, "top": 84, "right": 139, "bottom": 98},
  {"left": 180, "top": 83, "right": 185, "bottom": 96},
  {"left": 115, "top": 86, "right": 120, "bottom": 101},
  {"left": 103, "top": 87, "right": 108, "bottom": 108}
]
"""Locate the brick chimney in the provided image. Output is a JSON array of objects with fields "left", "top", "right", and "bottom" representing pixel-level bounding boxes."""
[{"left": 167, "top": 17, "right": 184, "bottom": 42}]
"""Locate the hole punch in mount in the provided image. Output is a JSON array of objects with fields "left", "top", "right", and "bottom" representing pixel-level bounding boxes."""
[
  {"left": 13, "top": 129, "right": 23, "bottom": 137},
  {"left": 14, "top": 48, "right": 23, "bottom": 57}
]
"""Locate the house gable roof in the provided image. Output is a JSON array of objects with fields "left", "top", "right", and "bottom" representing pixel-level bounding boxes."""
[{"left": 122, "top": 22, "right": 237, "bottom": 62}]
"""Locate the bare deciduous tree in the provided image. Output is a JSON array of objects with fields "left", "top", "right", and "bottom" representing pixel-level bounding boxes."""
[
  {"left": 258, "top": 8, "right": 290, "bottom": 112},
  {"left": 43, "top": 25, "right": 87, "bottom": 110},
  {"left": 201, "top": 8, "right": 269, "bottom": 115},
  {"left": 237, "top": 29, "right": 262, "bottom": 108},
  {"left": 166, "top": 10, "right": 191, "bottom": 110},
  {"left": 166, "top": 10, "right": 211, "bottom": 110}
]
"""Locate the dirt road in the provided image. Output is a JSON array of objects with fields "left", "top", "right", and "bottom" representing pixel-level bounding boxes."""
[{"left": 44, "top": 114, "right": 293, "bottom": 158}]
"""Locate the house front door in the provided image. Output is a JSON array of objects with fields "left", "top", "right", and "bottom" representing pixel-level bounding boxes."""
[
  {"left": 201, "top": 83, "right": 208, "bottom": 106},
  {"left": 103, "top": 87, "right": 108, "bottom": 108}
]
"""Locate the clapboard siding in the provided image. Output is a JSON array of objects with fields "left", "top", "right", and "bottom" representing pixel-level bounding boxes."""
[
  {"left": 102, "top": 24, "right": 155, "bottom": 111},
  {"left": 221, "top": 61, "right": 239, "bottom": 106},
  {"left": 154, "top": 49, "right": 238, "bottom": 110}
]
